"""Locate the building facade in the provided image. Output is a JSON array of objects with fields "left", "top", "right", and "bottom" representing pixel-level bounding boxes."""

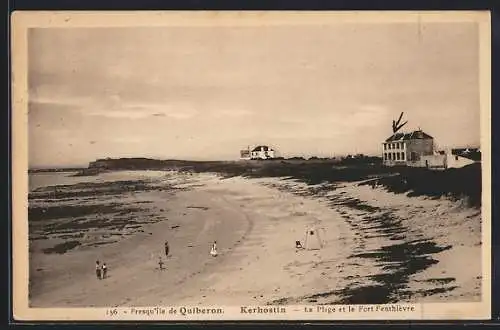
[
  {"left": 382, "top": 130, "right": 434, "bottom": 167},
  {"left": 250, "top": 145, "right": 275, "bottom": 160},
  {"left": 382, "top": 131, "right": 480, "bottom": 169}
]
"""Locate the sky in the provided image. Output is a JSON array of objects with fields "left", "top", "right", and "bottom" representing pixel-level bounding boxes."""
[{"left": 28, "top": 22, "right": 481, "bottom": 168}]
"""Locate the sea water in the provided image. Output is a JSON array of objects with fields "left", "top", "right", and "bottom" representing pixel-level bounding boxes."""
[{"left": 28, "top": 170, "right": 176, "bottom": 192}]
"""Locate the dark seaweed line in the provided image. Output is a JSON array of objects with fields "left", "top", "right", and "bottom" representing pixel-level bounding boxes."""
[
  {"left": 29, "top": 184, "right": 172, "bottom": 254},
  {"left": 264, "top": 180, "right": 457, "bottom": 304},
  {"left": 331, "top": 194, "right": 456, "bottom": 304}
]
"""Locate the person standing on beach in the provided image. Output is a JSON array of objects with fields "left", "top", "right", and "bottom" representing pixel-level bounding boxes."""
[
  {"left": 210, "top": 241, "right": 218, "bottom": 257},
  {"left": 95, "top": 261, "right": 101, "bottom": 280},
  {"left": 164, "top": 241, "right": 169, "bottom": 257},
  {"left": 101, "top": 263, "right": 108, "bottom": 279}
]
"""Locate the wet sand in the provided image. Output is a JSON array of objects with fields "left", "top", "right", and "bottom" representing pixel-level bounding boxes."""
[{"left": 28, "top": 171, "right": 481, "bottom": 307}]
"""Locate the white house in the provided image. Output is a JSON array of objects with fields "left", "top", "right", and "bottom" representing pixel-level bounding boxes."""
[
  {"left": 250, "top": 145, "right": 275, "bottom": 160},
  {"left": 446, "top": 148, "right": 481, "bottom": 168},
  {"left": 382, "top": 130, "right": 480, "bottom": 170},
  {"left": 417, "top": 148, "right": 480, "bottom": 170},
  {"left": 382, "top": 129, "right": 434, "bottom": 167}
]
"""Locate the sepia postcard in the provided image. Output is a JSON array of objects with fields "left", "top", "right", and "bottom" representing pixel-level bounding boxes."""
[{"left": 11, "top": 11, "right": 491, "bottom": 321}]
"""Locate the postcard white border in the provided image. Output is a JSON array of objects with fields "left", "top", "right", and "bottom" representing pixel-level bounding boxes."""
[{"left": 11, "top": 10, "right": 492, "bottom": 321}]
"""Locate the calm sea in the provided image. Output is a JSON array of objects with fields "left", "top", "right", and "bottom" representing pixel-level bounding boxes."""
[
  {"left": 28, "top": 172, "right": 96, "bottom": 191},
  {"left": 28, "top": 170, "right": 173, "bottom": 192}
]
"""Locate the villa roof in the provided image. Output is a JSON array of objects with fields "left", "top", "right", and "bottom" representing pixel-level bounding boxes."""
[
  {"left": 385, "top": 130, "right": 433, "bottom": 142},
  {"left": 252, "top": 145, "right": 273, "bottom": 152}
]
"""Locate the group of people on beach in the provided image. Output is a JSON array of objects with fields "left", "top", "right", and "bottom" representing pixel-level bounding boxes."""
[
  {"left": 157, "top": 240, "right": 218, "bottom": 270},
  {"left": 95, "top": 240, "right": 218, "bottom": 276},
  {"left": 95, "top": 260, "right": 108, "bottom": 280},
  {"left": 163, "top": 240, "right": 217, "bottom": 258}
]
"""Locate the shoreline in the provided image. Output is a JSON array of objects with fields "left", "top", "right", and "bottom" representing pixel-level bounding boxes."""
[{"left": 28, "top": 170, "right": 482, "bottom": 307}]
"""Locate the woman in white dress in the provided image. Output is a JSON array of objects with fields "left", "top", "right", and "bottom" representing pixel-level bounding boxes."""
[{"left": 210, "top": 241, "right": 218, "bottom": 257}]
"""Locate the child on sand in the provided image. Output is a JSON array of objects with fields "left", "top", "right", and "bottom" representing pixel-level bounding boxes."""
[
  {"left": 95, "top": 261, "right": 101, "bottom": 280},
  {"left": 158, "top": 257, "right": 165, "bottom": 271}
]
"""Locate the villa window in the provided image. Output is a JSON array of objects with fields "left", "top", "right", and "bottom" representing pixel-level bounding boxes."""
[{"left": 401, "top": 152, "right": 405, "bottom": 160}]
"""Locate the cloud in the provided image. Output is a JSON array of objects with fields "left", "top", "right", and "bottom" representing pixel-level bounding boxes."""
[
  {"left": 212, "top": 109, "right": 254, "bottom": 118},
  {"left": 28, "top": 97, "right": 90, "bottom": 113},
  {"left": 164, "top": 111, "right": 198, "bottom": 120},
  {"left": 85, "top": 101, "right": 199, "bottom": 120},
  {"left": 84, "top": 110, "right": 149, "bottom": 119},
  {"left": 29, "top": 82, "right": 201, "bottom": 120},
  {"left": 28, "top": 97, "right": 200, "bottom": 121}
]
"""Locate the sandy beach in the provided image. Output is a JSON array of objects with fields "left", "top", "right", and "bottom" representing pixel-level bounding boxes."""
[{"left": 28, "top": 170, "right": 482, "bottom": 307}]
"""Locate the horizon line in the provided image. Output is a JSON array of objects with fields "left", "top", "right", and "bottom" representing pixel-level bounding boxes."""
[{"left": 28, "top": 153, "right": 382, "bottom": 170}]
